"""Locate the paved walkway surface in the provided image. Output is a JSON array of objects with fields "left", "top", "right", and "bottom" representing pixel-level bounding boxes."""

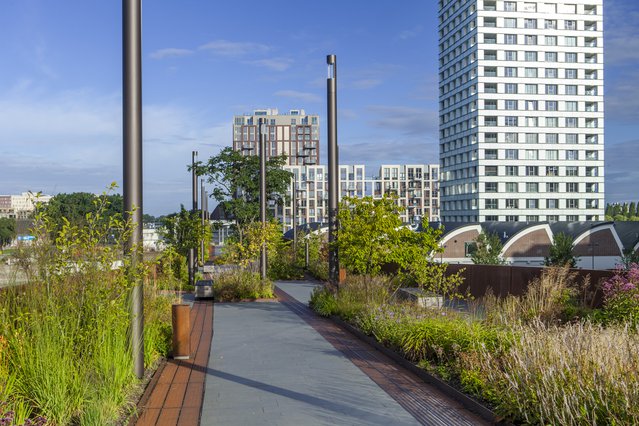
[{"left": 202, "top": 281, "right": 488, "bottom": 426}]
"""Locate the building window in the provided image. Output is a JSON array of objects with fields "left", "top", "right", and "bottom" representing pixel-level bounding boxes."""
[
  {"left": 524, "top": 18, "right": 537, "bottom": 29},
  {"left": 505, "top": 50, "right": 517, "bottom": 61},
  {"left": 525, "top": 35, "right": 537, "bottom": 45},
  {"left": 506, "top": 199, "right": 519, "bottom": 209},
  {"left": 526, "top": 166, "right": 539, "bottom": 176},
  {"left": 485, "top": 215, "right": 499, "bottom": 221},
  {"left": 566, "top": 199, "right": 580, "bottom": 209},
  {"left": 546, "top": 166, "right": 559, "bottom": 176},
  {"left": 565, "top": 36, "right": 578, "bottom": 47},
  {"left": 564, "top": 20, "right": 577, "bottom": 30},
  {"left": 546, "top": 117, "right": 558, "bottom": 127},
  {"left": 506, "top": 166, "right": 519, "bottom": 176},
  {"left": 504, "top": 2, "right": 517, "bottom": 12},
  {"left": 486, "top": 199, "right": 498, "bottom": 209},
  {"left": 504, "top": 17, "right": 517, "bottom": 28},
  {"left": 505, "top": 116, "right": 518, "bottom": 126},
  {"left": 506, "top": 182, "right": 518, "bottom": 192},
  {"left": 565, "top": 101, "right": 578, "bottom": 112},
  {"left": 505, "top": 67, "right": 518, "bottom": 77},
  {"left": 485, "top": 116, "right": 498, "bottom": 126},
  {"left": 586, "top": 183, "right": 598, "bottom": 193},
  {"left": 545, "top": 68, "right": 558, "bottom": 78},
  {"left": 567, "top": 182, "right": 579, "bottom": 192},
  {"left": 545, "top": 52, "right": 558, "bottom": 62},
  {"left": 525, "top": 149, "right": 538, "bottom": 160},
  {"left": 586, "top": 150, "right": 599, "bottom": 160},
  {"left": 525, "top": 67, "right": 538, "bottom": 77},
  {"left": 547, "top": 199, "right": 559, "bottom": 209},
  {"left": 526, "top": 199, "right": 539, "bottom": 209},
  {"left": 546, "top": 150, "right": 559, "bottom": 160},
  {"left": 566, "top": 134, "right": 578, "bottom": 144},
  {"left": 506, "top": 149, "right": 518, "bottom": 159},
  {"left": 505, "top": 100, "right": 519, "bottom": 110},
  {"left": 586, "top": 167, "right": 598, "bottom": 177},
  {"left": 547, "top": 182, "right": 559, "bottom": 192},
  {"left": 525, "top": 84, "right": 538, "bottom": 94},
  {"left": 505, "top": 215, "right": 519, "bottom": 222},
  {"left": 565, "top": 52, "right": 578, "bottom": 63},
  {"left": 485, "top": 166, "right": 498, "bottom": 176},
  {"left": 566, "top": 117, "right": 578, "bottom": 128},
  {"left": 566, "top": 166, "right": 579, "bottom": 176},
  {"left": 505, "top": 34, "right": 518, "bottom": 45},
  {"left": 565, "top": 85, "right": 578, "bottom": 95},
  {"left": 485, "top": 149, "right": 498, "bottom": 160},
  {"left": 546, "top": 101, "right": 558, "bottom": 111},
  {"left": 505, "top": 83, "right": 518, "bottom": 94},
  {"left": 545, "top": 35, "right": 557, "bottom": 45},
  {"left": 526, "top": 100, "right": 538, "bottom": 111},
  {"left": 546, "top": 133, "right": 559, "bottom": 144},
  {"left": 526, "top": 182, "right": 539, "bottom": 192},
  {"left": 546, "top": 84, "right": 558, "bottom": 95},
  {"left": 505, "top": 133, "right": 518, "bottom": 143},
  {"left": 485, "top": 182, "right": 498, "bottom": 192}
]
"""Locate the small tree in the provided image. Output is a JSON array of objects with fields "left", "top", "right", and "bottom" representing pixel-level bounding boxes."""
[
  {"left": 544, "top": 232, "right": 578, "bottom": 267},
  {"left": 470, "top": 231, "right": 505, "bottom": 265},
  {"left": 0, "top": 217, "right": 16, "bottom": 248},
  {"left": 160, "top": 205, "right": 210, "bottom": 259}
]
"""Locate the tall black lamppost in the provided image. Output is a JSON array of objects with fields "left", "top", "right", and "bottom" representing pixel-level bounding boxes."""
[
  {"left": 259, "top": 118, "right": 267, "bottom": 280},
  {"left": 327, "top": 54, "right": 339, "bottom": 284},
  {"left": 123, "top": 0, "right": 144, "bottom": 379},
  {"left": 189, "top": 151, "right": 198, "bottom": 287}
]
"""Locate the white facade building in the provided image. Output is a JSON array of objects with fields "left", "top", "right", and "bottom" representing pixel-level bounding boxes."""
[
  {"left": 274, "top": 164, "right": 440, "bottom": 230},
  {"left": 233, "top": 109, "right": 320, "bottom": 166},
  {"left": 438, "top": 0, "right": 604, "bottom": 222},
  {"left": 0, "top": 193, "right": 52, "bottom": 219}
]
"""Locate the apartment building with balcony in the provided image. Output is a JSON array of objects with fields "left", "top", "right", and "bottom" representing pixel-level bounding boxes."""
[
  {"left": 274, "top": 164, "right": 440, "bottom": 231},
  {"left": 233, "top": 108, "right": 320, "bottom": 166},
  {"left": 438, "top": 0, "right": 604, "bottom": 222}
]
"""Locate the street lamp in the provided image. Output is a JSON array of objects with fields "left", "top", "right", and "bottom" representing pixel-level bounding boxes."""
[
  {"left": 327, "top": 54, "right": 339, "bottom": 284},
  {"left": 123, "top": 0, "right": 144, "bottom": 379},
  {"left": 259, "top": 118, "right": 267, "bottom": 280}
]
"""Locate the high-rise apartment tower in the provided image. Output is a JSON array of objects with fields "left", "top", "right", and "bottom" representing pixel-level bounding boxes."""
[
  {"left": 233, "top": 109, "right": 320, "bottom": 166},
  {"left": 438, "top": 0, "right": 604, "bottom": 222}
]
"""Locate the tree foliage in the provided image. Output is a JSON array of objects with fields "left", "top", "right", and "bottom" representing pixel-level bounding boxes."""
[
  {"left": 0, "top": 217, "right": 16, "bottom": 248},
  {"left": 335, "top": 195, "right": 466, "bottom": 297},
  {"left": 192, "top": 147, "right": 292, "bottom": 242},
  {"left": 470, "top": 231, "right": 505, "bottom": 265},
  {"left": 605, "top": 202, "right": 639, "bottom": 221},
  {"left": 39, "top": 190, "right": 123, "bottom": 236},
  {"left": 544, "top": 232, "right": 578, "bottom": 268},
  {"left": 159, "top": 205, "right": 210, "bottom": 259}
]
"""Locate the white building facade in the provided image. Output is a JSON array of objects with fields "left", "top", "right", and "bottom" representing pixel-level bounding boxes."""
[
  {"left": 233, "top": 109, "right": 320, "bottom": 166},
  {"left": 274, "top": 164, "right": 440, "bottom": 230},
  {"left": 0, "top": 193, "right": 52, "bottom": 219},
  {"left": 438, "top": 0, "right": 604, "bottom": 222}
]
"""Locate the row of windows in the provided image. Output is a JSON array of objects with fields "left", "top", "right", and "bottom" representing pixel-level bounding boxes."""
[
  {"left": 444, "top": 215, "right": 599, "bottom": 222},
  {"left": 441, "top": 133, "right": 599, "bottom": 155},
  {"left": 485, "top": 198, "right": 599, "bottom": 209},
  {"left": 483, "top": 181, "right": 599, "bottom": 193},
  {"left": 483, "top": 116, "right": 598, "bottom": 128},
  {"left": 441, "top": 164, "right": 600, "bottom": 180},
  {"left": 482, "top": 1, "right": 598, "bottom": 15},
  {"left": 483, "top": 148, "right": 599, "bottom": 161}
]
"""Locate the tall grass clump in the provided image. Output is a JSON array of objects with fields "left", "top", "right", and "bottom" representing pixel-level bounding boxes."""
[
  {"left": 213, "top": 269, "right": 274, "bottom": 301},
  {"left": 0, "top": 188, "right": 173, "bottom": 425},
  {"left": 461, "top": 321, "right": 639, "bottom": 425}
]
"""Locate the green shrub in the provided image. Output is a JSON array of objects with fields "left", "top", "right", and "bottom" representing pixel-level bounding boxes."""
[
  {"left": 213, "top": 269, "right": 274, "bottom": 301},
  {"left": 308, "top": 286, "right": 338, "bottom": 317}
]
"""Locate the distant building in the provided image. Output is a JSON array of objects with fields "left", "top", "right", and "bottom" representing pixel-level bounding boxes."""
[
  {"left": 436, "top": 220, "right": 637, "bottom": 269},
  {"left": 275, "top": 164, "right": 440, "bottom": 230},
  {"left": 233, "top": 108, "right": 320, "bottom": 166},
  {"left": 438, "top": 0, "right": 605, "bottom": 222},
  {"left": 0, "top": 192, "right": 52, "bottom": 219}
]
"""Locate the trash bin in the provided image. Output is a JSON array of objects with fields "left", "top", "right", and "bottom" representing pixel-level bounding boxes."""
[
  {"left": 195, "top": 279, "right": 214, "bottom": 300},
  {"left": 172, "top": 303, "right": 190, "bottom": 360}
]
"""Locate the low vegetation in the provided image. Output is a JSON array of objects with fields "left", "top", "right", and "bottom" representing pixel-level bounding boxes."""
[
  {"left": 212, "top": 269, "right": 274, "bottom": 301},
  {"left": 310, "top": 266, "right": 639, "bottom": 425},
  {"left": 0, "top": 190, "right": 173, "bottom": 425}
]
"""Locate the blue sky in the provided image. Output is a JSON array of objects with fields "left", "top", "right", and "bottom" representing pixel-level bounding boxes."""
[{"left": 0, "top": 0, "right": 637, "bottom": 215}]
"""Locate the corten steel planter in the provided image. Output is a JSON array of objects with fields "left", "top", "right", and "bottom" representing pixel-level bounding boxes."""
[
  {"left": 171, "top": 304, "right": 191, "bottom": 360},
  {"left": 339, "top": 268, "right": 346, "bottom": 284}
]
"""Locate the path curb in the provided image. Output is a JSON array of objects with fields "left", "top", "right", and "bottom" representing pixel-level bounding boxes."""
[{"left": 329, "top": 316, "right": 513, "bottom": 426}]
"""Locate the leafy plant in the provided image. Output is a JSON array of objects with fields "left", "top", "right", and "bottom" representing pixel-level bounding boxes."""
[
  {"left": 544, "top": 232, "right": 578, "bottom": 267},
  {"left": 0, "top": 218, "right": 16, "bottom": 249},
  {"left": 601, "top": 263, "right": 639, "bottom": 326},
  {"left": 469, "top": 231, "right": 505, "bottom": 265},
  {"left": 213, "top": 269, "right": 274, "bottom": 301}
]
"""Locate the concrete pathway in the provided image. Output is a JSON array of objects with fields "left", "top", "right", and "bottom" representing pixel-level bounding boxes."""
[{"left": 202, "top": 281, "right": 421, "bottom": 425}]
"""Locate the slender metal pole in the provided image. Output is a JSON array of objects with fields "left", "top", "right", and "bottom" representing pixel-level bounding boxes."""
[
  {"left": 259, "top": 118, "right": 267, "bottom": 279},
  {"left": 327, "top": 54, "right": 339, "bottom": 284},
  {"left": 123, "top": 0, "right": 144, "bottom": 379},
  {"left": 293, "top": 174, "right": 297, "bottom": 260},
  {"left": 201, "top": 179, "right": 205, "bottom": 264},
  {"left": 189, "top": 151, "right": 198, "bottom": 284}
]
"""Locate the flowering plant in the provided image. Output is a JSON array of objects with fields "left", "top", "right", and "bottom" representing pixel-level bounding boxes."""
[{"left": 602, "top": 263, "right": 639, "bottom": 325}]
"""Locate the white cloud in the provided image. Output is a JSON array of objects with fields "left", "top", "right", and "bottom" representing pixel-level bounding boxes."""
[
  {"left": 397, "top": 26, "right": 423, "bottom": 40},
  {"left": 149, "top": 48, "right": 194, "bottom": 59},
  {"left": 245, "top": 57, "right": 294, "bottom": 71},
  {"left": 274, "top": 90, "right": 321, "bottom": 103},
  {"left": 198, "top": 39, "right": 271, "bottom": 56},
  {"left": 367, "top": 105, "right": 439, "bottom": 136}
]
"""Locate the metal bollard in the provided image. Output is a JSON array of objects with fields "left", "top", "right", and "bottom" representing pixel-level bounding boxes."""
[{"left": 172, "top": 304, "right": 191, "bottom": 360}]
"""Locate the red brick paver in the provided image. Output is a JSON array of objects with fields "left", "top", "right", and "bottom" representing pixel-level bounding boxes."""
[{"left": 134, "top": 300, "right": 214, "bottom": 426}]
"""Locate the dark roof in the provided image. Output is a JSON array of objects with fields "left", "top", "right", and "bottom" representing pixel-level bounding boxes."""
[
  {"left": 612, "top": 222, "right": 639, "bottom": 252},
  {"left": 549, "top": 221, "right": 610, "bottom": 240},
  {"left": 209, "top": 204, "right": 229, "bottom": 221},
  {"left": 426, "top": 221, "right": 549, "bottom": 244},
  {"left": 283, "top": 222, "right": 328, "bottom": 240}
]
